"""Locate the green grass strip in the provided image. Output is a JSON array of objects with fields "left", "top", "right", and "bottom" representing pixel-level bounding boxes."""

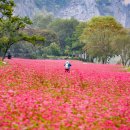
[
  {"left": 0, "top": 61, "right": 6, "bottom": 67},
  {"left": 127, "top": 67, "right": 130, "bottom": 72}
]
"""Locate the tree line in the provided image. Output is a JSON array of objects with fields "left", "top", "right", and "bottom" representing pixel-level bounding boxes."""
[{"left": 0, "top": 0, "right": 130, "bottom": 66}]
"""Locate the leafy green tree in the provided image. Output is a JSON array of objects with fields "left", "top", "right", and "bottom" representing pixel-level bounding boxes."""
[
  {"left": 0, "top": 0, "right": 44, "bottom": 60},
  {"left": 71, "top": 22, "right": 87, "bottom": 55},
  {"left": 64, "top": 45, "right": 71, "bottom": 56},
  {"left": 0, "top": 0, "right": 14, "bottom": 19},
  {"left": 32, "top": 13, "right": 80, "bottom": 56},
  {"left": 21, "top": 28, "right": 59, "bottom": 57},
  {"left": 112, "top": 32, "right": 130, "bottom": 66},
  {"left": 23, "top": 28, "right": 59, "bottom": 47},
  {"left": 48, "top": 42, "right": 60, "bottom": 56},
  {"left": 10, "top": 28, "right": 60, "bottom": 59},
  {"left": 10, "top": 42, "right": 36, "bottom": 59},
  {"left": 49, "top": 18, "right": 79, "bottom": 54},
  {"left": 80, "top": 16, "right": 123, "bottom": 63}
]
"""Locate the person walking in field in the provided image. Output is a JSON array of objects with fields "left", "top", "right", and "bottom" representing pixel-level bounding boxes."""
[
  {"left": 64, "top": 61, "right": 71, "bottom": 73},
  {"left": 7, "top": 52, "right": 12, "bottom": 59}
]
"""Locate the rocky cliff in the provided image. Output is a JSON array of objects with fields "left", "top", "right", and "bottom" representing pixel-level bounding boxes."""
[{"left": 14, "top": 0, "right": 130, "bottom": 27}]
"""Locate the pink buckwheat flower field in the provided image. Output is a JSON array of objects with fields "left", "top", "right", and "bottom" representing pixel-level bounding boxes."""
[{"left": 0, "top": 58, "right": 130, "bottom": 130}]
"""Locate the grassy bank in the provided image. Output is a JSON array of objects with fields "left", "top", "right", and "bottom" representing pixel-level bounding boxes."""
[
  {"left": 0, "top": 61, "right": 7, "bottom": 67},
  {"left": 127, "top": 67, "right": 130, "bottom": 72},
  {"left": 0, "top": 61, "right": 3, "bottom": 66}
]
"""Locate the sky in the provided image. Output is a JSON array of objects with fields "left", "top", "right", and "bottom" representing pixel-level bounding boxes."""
[{"left": 124, "top": 0, "right": 130, "bottom": 4}]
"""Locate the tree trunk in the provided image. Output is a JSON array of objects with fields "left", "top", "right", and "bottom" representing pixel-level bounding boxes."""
[
  {"left": 125, "top": 59, "right": 130, "bottom": 66},
  {"left": 102, "top": 58, "right": 106, "bottom": 64},
  {"left": 2, "top": 48, "right": 8, "bottom": 61},
  {"left": 128, "top": 60, "right": 130, "bottom": 67},
  {"left": 120, "top": 55, "right": 125, "bottom": 66}
]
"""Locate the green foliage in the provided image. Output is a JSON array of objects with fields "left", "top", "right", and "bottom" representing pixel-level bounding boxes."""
[
  {"left": 71, "top": 22, "right": 86, "bottom": 51},
  {"left": 23, "top": 28, "right": 58, "bottom": 47},
  {"left": 47, "top": 42, "right": 60, "bottom": 56},
  {"left": 112, "top": 31, "right": 130, "bottom": 66},
  {"left": 0, "top": 0, "right": 44, "bottom": 60},
  {"left": 0, "top": 0, "right": 15, "bottom": 18},
  {"left": 80, "top": 16, "right": 123, "bottom": 63},
  {"left": 10, "top": 42, "right": 36, "bottom": 58},
  {"left": 11, "top": 28, "right": 59, "bottom": 58},
  {"left": 0, "top": 61, "right": 4, "bottom": 66},
  {"left": 83, "top": 16, "right": 122, "bottom": 34},
  {"left": 32, "top": 12, "right": 82, "bottom": 57},
  {"left": 49, "top": 18, "right": 79, "bottom": 53},
  {"left": 128, "top": 67, "right": 130, "bottom": 71}
]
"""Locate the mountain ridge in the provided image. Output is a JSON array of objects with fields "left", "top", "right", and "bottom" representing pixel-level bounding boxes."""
[{"left": 14, "top": 0, "right": 130, "bottom": 27}]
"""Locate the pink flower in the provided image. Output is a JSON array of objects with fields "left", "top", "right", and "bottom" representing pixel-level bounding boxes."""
[{"left": 0, "top": 58, "right": 129, "bottom": 129}]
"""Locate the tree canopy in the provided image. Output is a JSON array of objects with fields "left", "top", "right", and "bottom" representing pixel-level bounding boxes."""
[
  {"left": 0, "top": 0, "right": 44, "bottom": 60},
  {"left": 49, "top": 18, "right": 79, "bottom": 54},
  {"left": 80, "top": 16, "right": 123, "bottom": 63},
  {"left": 112, "top": 31, "right": 130, "bottom": 66}
]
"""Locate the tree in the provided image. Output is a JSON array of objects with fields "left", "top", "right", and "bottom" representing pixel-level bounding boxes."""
[
  {"left": 71, "top": 22, "right": 87, "bottom": 57},
  {"left": 48, "top": 18, "right": 79, "bottom": 55},
  {"left": 112, "top": 32, "right": 130, "bottom": 66},
  {"left": 80, "top": 16, "right": 123, "bottom": 63},
  {"left": 0, "top": 0, "right": 44, "bottom": 60},
  {"left": 23, "top": 28, "right": 59, "bottom": 47},
  {"left": 0, "top": 0, "right": 14, "bottom": 19},
  {"left": 21, "top": 28, "right": 59, "bottom": 57},
  {"left": 10, "top": 42, "right": 36, "bottom": 59},
  {"left": 47, "top": 42, "right": 60, "bottom": 56},
  {"left": 32, "top": 14, "right": 80, "bottom": 56}
]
